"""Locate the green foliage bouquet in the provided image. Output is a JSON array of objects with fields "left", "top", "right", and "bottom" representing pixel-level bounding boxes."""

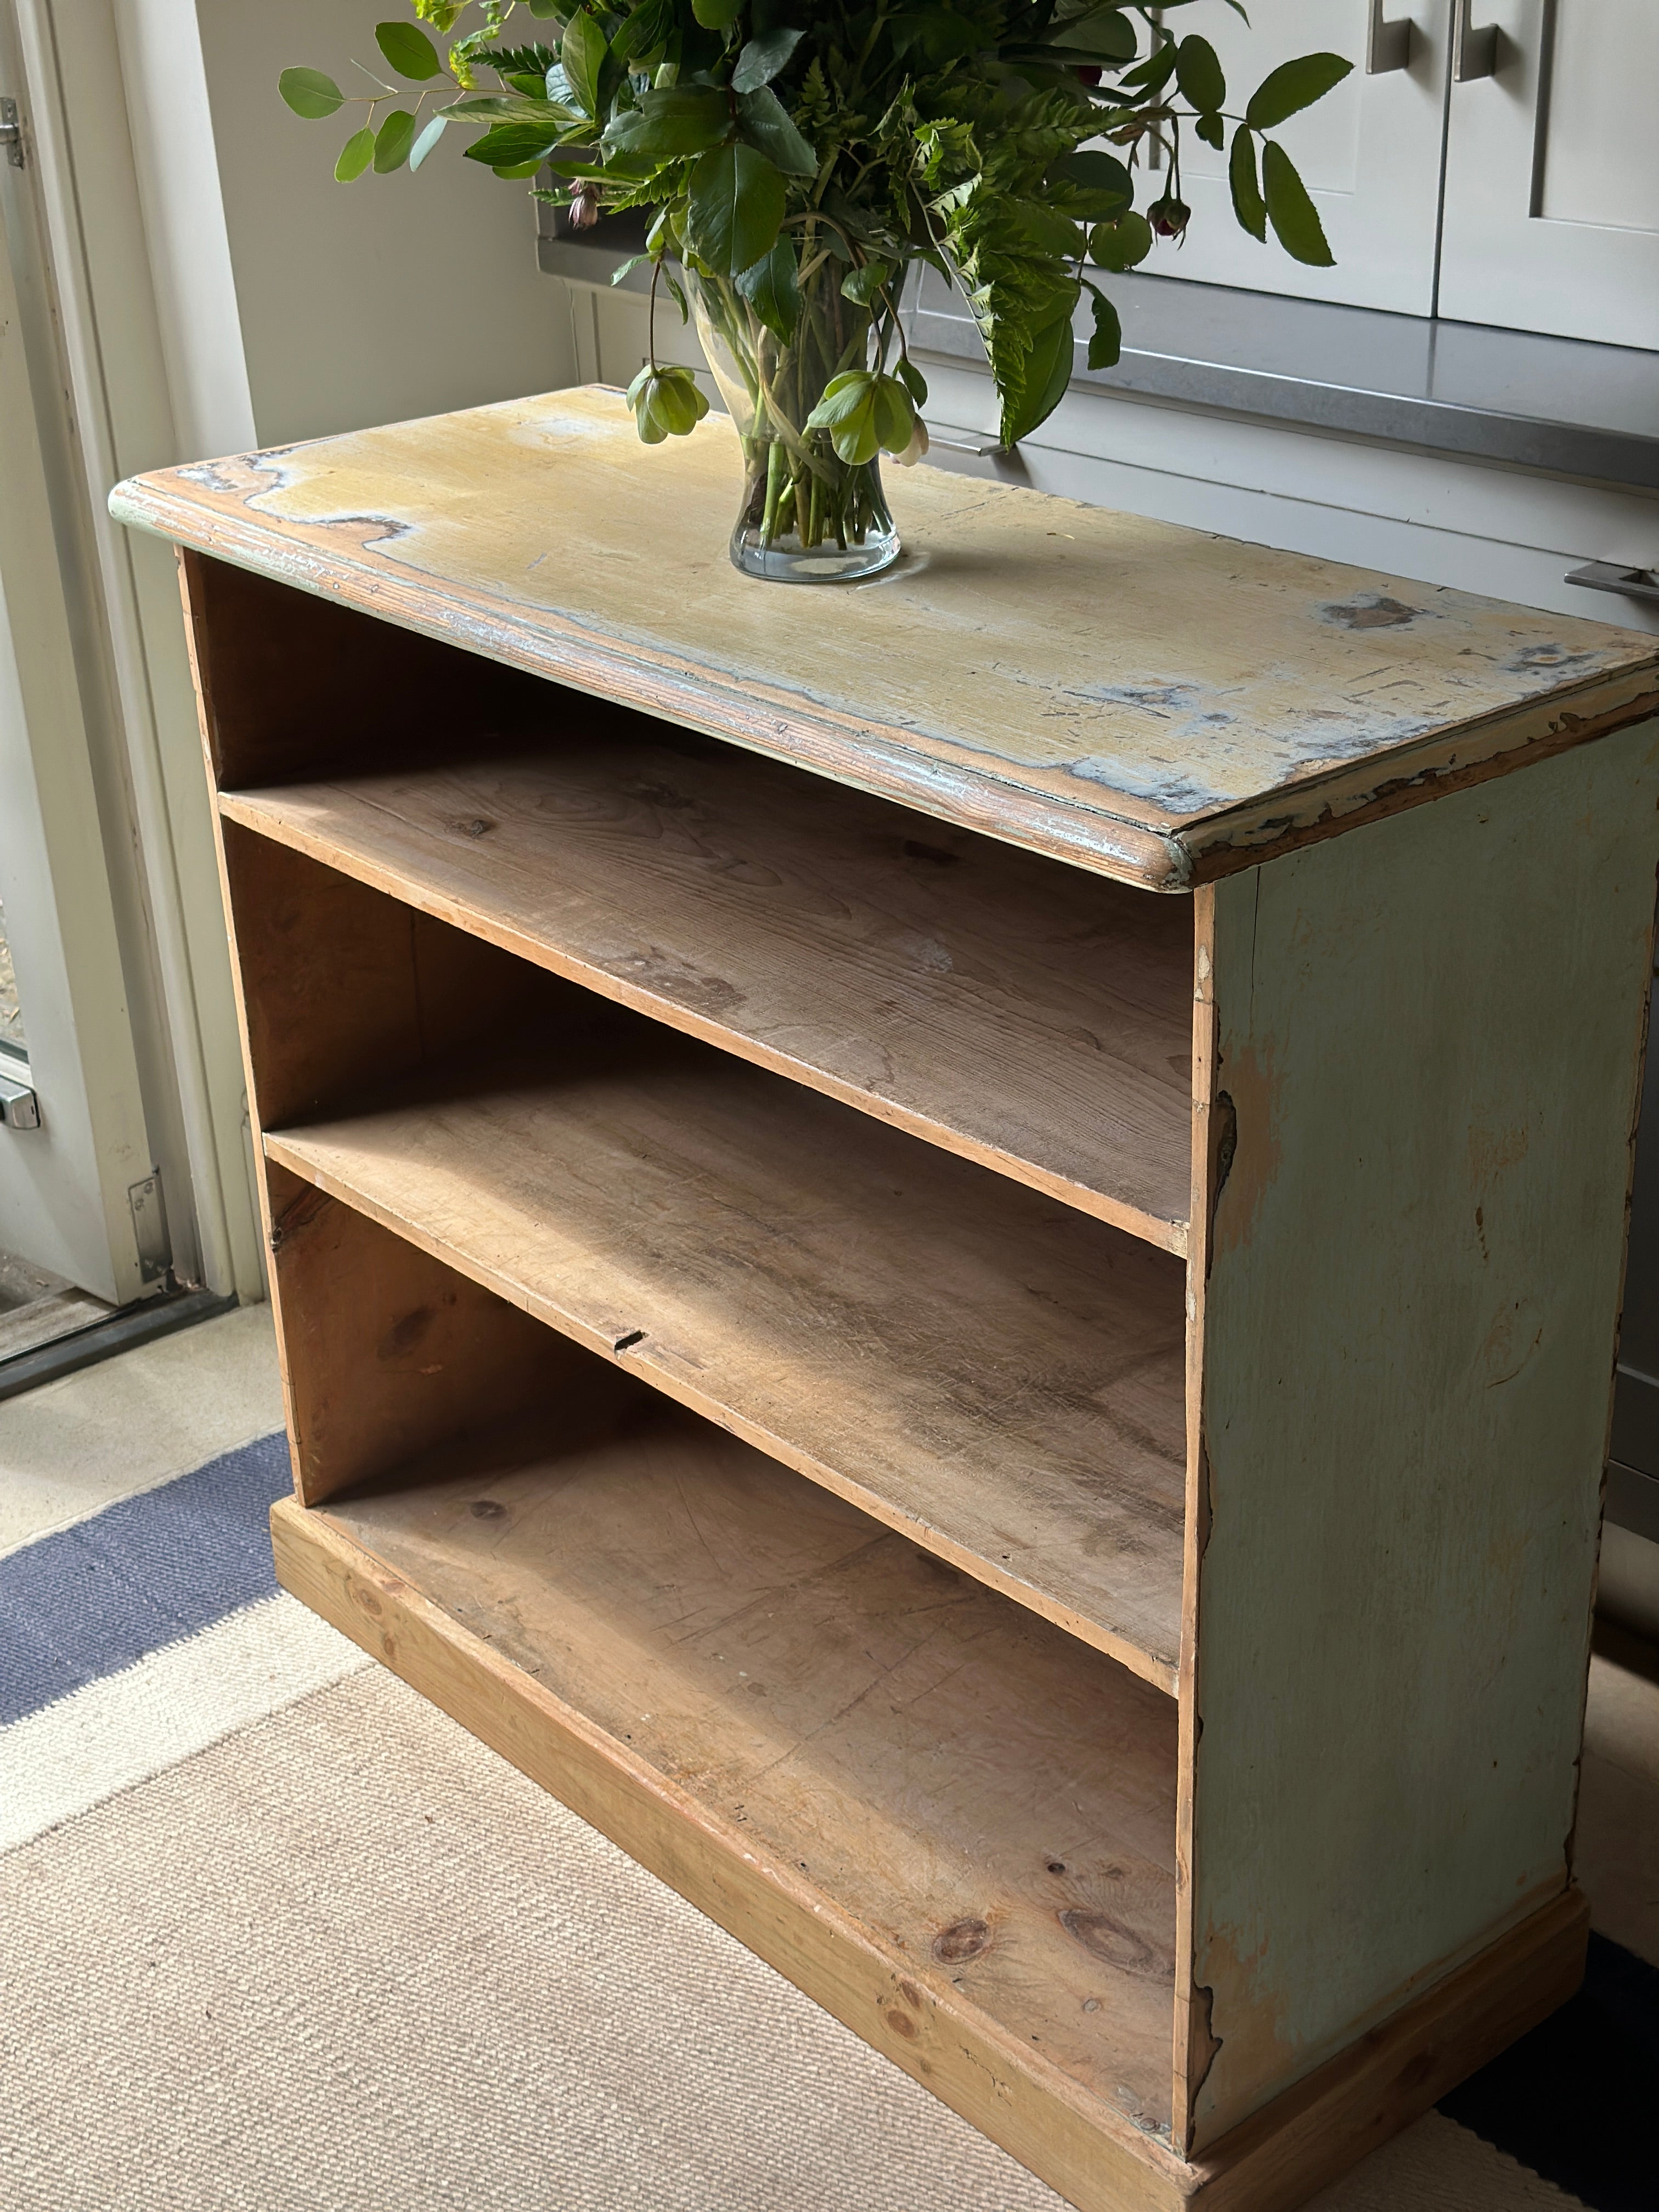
[{"left": 283, "top": 2, "right": 1348, "bottom": 579}]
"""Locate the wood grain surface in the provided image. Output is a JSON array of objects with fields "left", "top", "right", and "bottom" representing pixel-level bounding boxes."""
[
  {"left": 264, "top": 1021, "right": 1189, "bottom": 1691},
  {"left": 320, "top": 1386, "right": 1182, "bottom": 2129},
  {"left": 112, "top": 389, "right": 1659, "bottom": 891},
  {"left": 222, "top": 730, "right": 1194, "bottom": 1249}
]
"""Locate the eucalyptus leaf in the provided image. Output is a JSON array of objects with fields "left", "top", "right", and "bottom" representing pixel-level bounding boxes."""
[
  {"left": 732, "top": 27, "right": 804, "bottom": 93},
  {"left": 279, "top": 67, "right": 343, "bottom": 120},
  {"left": 735, "top": 86, "right": 817, "bottom": 177},
  {"left": 373, "top": 107, "right": 417, "bottom": 172},
  {"left": 335, "top": 125, "right": 376, "bottom": 180},
  {"left": 1228, "top": 124, "right": 1267, "bottom": 240},
  {"left": 1245, "top": 52, "right": 1352, "bottom": 129},
  {"left": 375, "top": 20, "right": 442, "bottom": 81},
  {"left": 685, "top": 140, "right": 787, "bottom": 276},
  {"left": 1260, "top": 139, "right": 1334, "bottom": 263},
  {"left": 409, "top": 113, "right": 448, "bottom": 170}
]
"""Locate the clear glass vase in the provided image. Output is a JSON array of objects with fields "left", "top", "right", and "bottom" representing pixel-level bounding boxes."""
[{"left": 691, "top": 262, "right": 901, "bottom": 584}]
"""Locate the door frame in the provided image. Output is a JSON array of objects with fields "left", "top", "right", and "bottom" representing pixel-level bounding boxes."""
[{"left": 0, "top": 0, "right": 264, "bottom": 1303}]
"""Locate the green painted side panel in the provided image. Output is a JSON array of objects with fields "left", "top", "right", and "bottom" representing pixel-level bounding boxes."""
[{"left": 1190, "top": 720, "right": 1659, "bottom": 2147}]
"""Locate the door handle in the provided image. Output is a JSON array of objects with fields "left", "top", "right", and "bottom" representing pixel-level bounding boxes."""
[
  {"left": 1453, "top": 0, "right": 1498, "bottom": 81},
  {"left": 1366, "top": 1, "right": 1413, "bottom": 74}
]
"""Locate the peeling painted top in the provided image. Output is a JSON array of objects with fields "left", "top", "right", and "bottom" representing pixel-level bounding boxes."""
[{"left": 111, "top": 386, "right": 1659, "bottom": 893}]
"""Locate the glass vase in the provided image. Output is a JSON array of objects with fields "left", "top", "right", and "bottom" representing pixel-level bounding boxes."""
[{"left": 691, "top": 262, "right": 901, "bottom": 584}]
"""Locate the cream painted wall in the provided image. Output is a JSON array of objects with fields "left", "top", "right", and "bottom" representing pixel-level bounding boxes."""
[{"left": 198, "top": 0, "right": 575, "bottom": 446}]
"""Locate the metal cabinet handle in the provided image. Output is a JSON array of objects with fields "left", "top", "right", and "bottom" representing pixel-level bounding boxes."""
[
  {"left": 1453, "top": 0, "right": 1498, "bottom": 81},
  {"left": 1366, "top": 0, "right": 1413, "bottom": 74}
]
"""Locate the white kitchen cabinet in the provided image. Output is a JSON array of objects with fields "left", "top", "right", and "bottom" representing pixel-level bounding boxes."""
[
  {"left": 1140, "top": 0, "right": 1657, "bottom": 352},
  {"left": 1436, "top": 0, "right": 1659, "bottom": 349},
  {"left": 1130, "top": 0, "right": 1451, "bottom": 315}
]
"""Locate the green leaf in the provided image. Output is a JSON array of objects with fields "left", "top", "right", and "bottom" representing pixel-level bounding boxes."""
[
  {"left": 1228, "top": 125, "right": 1267, "bottom": 240},
  {"left": 732, "top": 27, "right": 804, "bottom": 92},
  {"left": 663, "top": 268, "right": 690, "bottom": 323},
  {"left": 841, "top": 257, "right": 893, "bottom": 307},
  {"left": 1058, "top": 149, "right": 1134, "bottom": 215},
  {"left": 1118, "top": 38, "right": 1178, "bottom": 93},
  {"left": 1086, "top": 287, "right": 1122, "bottom": 371},
  {"left": 896, "top": 354, "right": 929, "bottom": 407},
  {"left": 278, "top": 67, "right": 343, "bottom": 120},
  {"left": 692, "top": 0, "right": 743, "bottom": 25},
  {"left": 373, "top": 108, "right": 417, "bottom": 172},
  {"left": 1260, "top": 139, "right": 1334, "bottom": 264},
  {"left": 1245, "top": 51, "right": 1352, "bottom": 129},
  {"left": 1194, "top": 110, "right": 1224, "bottom": 149},
  {"left": 1087, "top": 209, "right": 1152, "bottom": 271},
  {"left": 735, "top": 233, "right": 801, "bottom": 341},
  {"left": 735, "top": 86, "right": 817, "bottom": 177},
  {"left": 561, "top": 10, "right": 609, "bottom": 115},
  {"left": 602, "top": 85, "right": 729, "bottom": 159},
  {"left": 464, "top": 119, "right": 563, "bottom": 166},
  {"left": 1046, "top": 7, "right": 1138, "bottom": 61},
  {"left": 1176, "top": 34, "right": 1226, "bottom": 114},
  {"left": 410, "top": 114, "right": 449, "bottom": 170},
  {"left": 1002, "top": 307, "right": 1076, "bottom": 445},
  {"left": 685, "top": 140, "right": 787, "bottom": 277},
  {"left": 375, "top": 20, "right": 442, "bottom": 81},
  {"left": 335, "top": 125, "right": 376, "bottom": 180}
]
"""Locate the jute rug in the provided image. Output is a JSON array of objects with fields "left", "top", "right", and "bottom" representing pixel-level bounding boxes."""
[{"left": 2, "top": 1378, "right": 1652, "bottom": 2210}]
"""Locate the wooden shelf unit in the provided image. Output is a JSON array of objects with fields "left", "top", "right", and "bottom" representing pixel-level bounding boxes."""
[{"left": 115, "top": 387, "right": 1659, "bottom": 2212}]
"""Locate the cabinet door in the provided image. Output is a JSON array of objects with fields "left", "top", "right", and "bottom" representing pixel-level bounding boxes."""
[
  {"left": 1130, "top": 0, "right": 1449, "bottom": 315},
  {"left": 1438, "top": 0, "right": 1659, "bottom": 348}
]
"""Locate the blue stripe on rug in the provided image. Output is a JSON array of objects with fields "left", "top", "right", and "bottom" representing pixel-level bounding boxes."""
[
  {"left": 0, "top": 1434, "right": 291, "bottom": 1725},
  {"left": 1438, "top": 1930, "right": 1658, "bottom": 2212}
]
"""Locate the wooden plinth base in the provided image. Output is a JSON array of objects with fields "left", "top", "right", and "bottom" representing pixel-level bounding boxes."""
[{"left": 273, "top": 1492, "right": 1588, "bottom": 2212}]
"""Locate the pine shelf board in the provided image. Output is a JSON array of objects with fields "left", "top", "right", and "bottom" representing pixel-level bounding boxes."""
[
  {"left": 111, "top": 387, "right": 1659, "bottom": 890},
  {"left": 219, "top": 731, "right": 1195, "bottom": 1251},
  {"left": 264, "top": 1024, "right": 1189, "bottom": 1693},
  {"left": 281, "top": 1382, "right": 1182, "bottom": 2140}
]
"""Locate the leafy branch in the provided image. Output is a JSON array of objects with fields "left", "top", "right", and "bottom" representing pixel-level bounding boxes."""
[{"left": 279, "top": 4, "right": 1352, "bottom": 448}]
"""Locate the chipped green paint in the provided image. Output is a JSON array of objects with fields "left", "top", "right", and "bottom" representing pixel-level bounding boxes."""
[{"left": 1187, "top": 720, "right": 1659, "bottom": 2148}]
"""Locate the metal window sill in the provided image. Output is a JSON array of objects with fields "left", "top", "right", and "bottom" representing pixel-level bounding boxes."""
[{"left": 539, "top": 220, "right": 1659, "bottom": 498}]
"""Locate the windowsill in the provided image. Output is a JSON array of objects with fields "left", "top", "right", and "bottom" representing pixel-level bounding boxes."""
[{"left": 537, "top": 221, "right": 1659, "bottom": 495}]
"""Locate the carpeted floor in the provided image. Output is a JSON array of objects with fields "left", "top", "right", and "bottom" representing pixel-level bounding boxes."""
[{"left": 2, "top": 1308, "right": 1655, "bottom": 2211}]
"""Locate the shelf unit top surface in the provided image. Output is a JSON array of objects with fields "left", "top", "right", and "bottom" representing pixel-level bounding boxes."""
[
  {"left": 221, "top": 730, "right": 1194, "bottom": 1250},
  {"left": 264, "top": 1025, "right": 1188, "bottom": 1692},
  {"left": 315, "top": 1387, "right": 1181, "bottom": 2129},
  {"left": 111, "top": 387, "right": 1659, "bottom": 892}
]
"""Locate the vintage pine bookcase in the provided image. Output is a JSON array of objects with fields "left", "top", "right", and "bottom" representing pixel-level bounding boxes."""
[{"left": 114, "top": 388, "right": 1659, "bottom": 2211}]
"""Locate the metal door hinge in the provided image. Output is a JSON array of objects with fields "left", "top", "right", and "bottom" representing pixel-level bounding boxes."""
[
  {"left": 0, "top": 1060, "right": 40, "bottom": 1128},
  {"left": 128, "top": 1171, "right": 172, "bottom": 1284},
  {"left": 1, "top": 98, "right": 25, "bottom": 168}
]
